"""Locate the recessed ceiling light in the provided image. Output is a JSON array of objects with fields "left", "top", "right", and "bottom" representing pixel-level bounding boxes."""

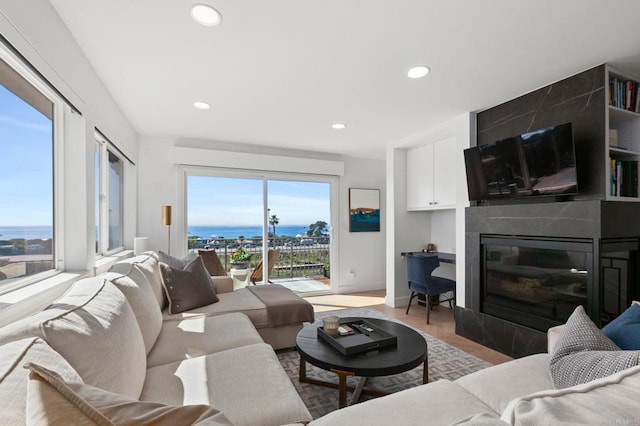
[
  {"left": 332, "top": 123, "right": 347, "bottom": 130},
  {"left": 193, "top": 101, "right": 211, "bottom": 110},
  {"left": 190, "top": 4, "right": 222, "bottom": 27},
  {"left": 407, "top": 66, "right": 430, "bottom": 79}
]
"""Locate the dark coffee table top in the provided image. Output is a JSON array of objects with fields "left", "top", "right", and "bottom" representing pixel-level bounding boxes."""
[{"left": 296, "top": 317, "right": 428, "bottom": 377}]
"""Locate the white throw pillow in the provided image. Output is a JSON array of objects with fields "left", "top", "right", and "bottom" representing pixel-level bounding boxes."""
[
  {"left": 25, "top": 362, "right": 233, "bottom": 425},
  {"left": 0, "top": 337, "right": 83, "bottom": 425}
]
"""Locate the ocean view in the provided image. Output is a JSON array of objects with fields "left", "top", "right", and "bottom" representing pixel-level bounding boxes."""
[
  {"left": 189, "top": 225, "right": 311, "bottom": 240},
  {"left": 0, "top": 226, "right": 53, "bottom": 241},
  {"left": 0, "top": 225, "right": 319, "bottom": 242}
]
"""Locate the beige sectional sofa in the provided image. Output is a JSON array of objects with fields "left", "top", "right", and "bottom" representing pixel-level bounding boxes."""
[
  {"left": 4, "top": 249, "right": 638, "bottom": 425},
  {"left": 0, "top": 252, "right": 313, "bottom": 425},
  {"left": 110, "top": 254, "right": 310, "bottom": 351}
]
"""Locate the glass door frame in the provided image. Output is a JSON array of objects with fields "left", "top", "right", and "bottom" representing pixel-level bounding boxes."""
[{"left": 177, "top": 166, "right": 339, "bottom": 291}]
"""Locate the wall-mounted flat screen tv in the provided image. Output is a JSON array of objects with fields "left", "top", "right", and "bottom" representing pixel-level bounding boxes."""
[{"left": 464, "top": 122, "right": 578, "bottom": 201}]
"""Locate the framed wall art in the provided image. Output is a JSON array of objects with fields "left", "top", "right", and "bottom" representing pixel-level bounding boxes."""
[{"left": 349, "top": 188, "right": 380, "bottom": 232}]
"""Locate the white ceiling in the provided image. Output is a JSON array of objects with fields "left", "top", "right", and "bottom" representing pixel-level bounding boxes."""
[{"left": 48, "top": 0, "right": 640, "bottom": 159}]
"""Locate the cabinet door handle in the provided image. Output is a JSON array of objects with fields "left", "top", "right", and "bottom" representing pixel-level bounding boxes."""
[{"left": 433, "top": 201, "right": 438, "bottom": 205}]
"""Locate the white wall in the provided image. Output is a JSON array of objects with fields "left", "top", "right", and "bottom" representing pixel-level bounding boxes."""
[
  {"left": 385, "top": 112, "right": 473, "bottom": 308},
  {"left": 385, "top": 147, "right": 431, "bottom": 307},
  {"left": 137, "top": 136, "right": 386, "bottom": 293},
  {"left": 335, "top": 156, "right": 386, "bottom": 293},
  {"left": 430, "top": 211, "right": 456, "bottom": 254}
]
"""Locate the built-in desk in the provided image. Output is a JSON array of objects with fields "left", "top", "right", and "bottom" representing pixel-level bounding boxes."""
[{"left": 400, "top": 251, "right": 456, "bottom": 264}]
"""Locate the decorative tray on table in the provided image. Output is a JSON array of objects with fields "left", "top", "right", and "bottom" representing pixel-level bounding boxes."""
[{"left": 317, "top": 318, "right": 397, "bottom": 356}]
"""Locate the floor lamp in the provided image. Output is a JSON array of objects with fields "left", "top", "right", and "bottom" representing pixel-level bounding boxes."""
[{"left": 162, "top": 205, "right": 172, "bottom": 255}]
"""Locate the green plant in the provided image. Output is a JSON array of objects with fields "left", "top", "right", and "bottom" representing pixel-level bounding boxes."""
[{"left": 230, "top": 247, "right": 252, "bottom": 263}]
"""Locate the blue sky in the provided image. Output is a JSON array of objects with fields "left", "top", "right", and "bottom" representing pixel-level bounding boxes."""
[
  {"left": 188, "top": 176, "right": 330, "bottom": 226},
  {"left": 0, "top": 85, "right": 52, "bottom": 227}
]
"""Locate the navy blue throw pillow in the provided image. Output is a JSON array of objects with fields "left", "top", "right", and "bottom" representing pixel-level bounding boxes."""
[{"left": 602, "top": 303, "right": 640, "bottom": 350}]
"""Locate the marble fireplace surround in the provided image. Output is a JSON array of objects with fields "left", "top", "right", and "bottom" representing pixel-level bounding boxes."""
[{"left": 456, "top": 200, "right": 640, "bottom": 358}]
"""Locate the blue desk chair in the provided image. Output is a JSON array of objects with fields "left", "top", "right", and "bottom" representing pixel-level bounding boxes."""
[{"left": 405, "top": 254, "right": 456, "bottom": 324}]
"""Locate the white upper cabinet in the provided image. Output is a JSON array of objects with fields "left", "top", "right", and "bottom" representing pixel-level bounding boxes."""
[{"left": 406, "top": 137, "right": 456, "bottom": 210}]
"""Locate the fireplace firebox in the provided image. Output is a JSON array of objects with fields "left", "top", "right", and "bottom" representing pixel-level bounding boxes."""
[
  {"left": 481, "top": 235, "right": 593, "bottom": 332},
  {"left": 460, "top": 200, "right": 640, "bottom": 357}
]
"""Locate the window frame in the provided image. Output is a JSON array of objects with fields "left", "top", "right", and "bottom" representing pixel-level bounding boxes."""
[
  {"left": 0, "top": 44, "right": 66, "bottom": 295},
  {"left": 94, "top": 131, "right": 126, "bottom": 257}
]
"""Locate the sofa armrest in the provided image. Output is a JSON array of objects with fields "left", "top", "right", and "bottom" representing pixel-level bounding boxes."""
[
  {"left": 212, "top": 276, "right": 233, "bottom": 294},
  {"left": 547, "top": 325, "right": 564, "bottom": 353}
]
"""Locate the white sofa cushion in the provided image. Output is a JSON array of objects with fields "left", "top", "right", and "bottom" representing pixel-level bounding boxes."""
[
  {"left": 501, "top": 364, "right": 640, "bottom": 425},
  {"left": 25, "top": 363, "right": 233, "bottom": 426},
  {"left": 546, "top": 324, "right": 563, "bottom": 352},
  {"left": 456, "top": 353, "right": 551, "bottom": 413},
  {"left": 147, "top": 312, "right": 263, "bottom": 368},
  {"left": 105, "top": 260, "right": 163, "bottom": 354},
  {"left": 451, "top": 412, "right": 509, "bottom": 425},
  {"left": 0, "top": 337, "right": 82, "bottom": 426},
  {"left": 142, "top": 343, "right": 312, "bottom": 426},
  {"left": 308, "top": 379, "right": 497, "bottom": 426},
  {"left": 162, "top": 288, "right": 269, "bottom": 327},
  {"left": 0, "top": 277, "right": 147, "bottom": 399}
]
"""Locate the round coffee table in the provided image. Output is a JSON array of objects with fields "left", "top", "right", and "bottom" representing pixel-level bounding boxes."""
[{"left": 295, "top": 317, "right": 428, "bottom": 408}]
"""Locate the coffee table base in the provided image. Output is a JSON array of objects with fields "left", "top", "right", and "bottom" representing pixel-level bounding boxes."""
[{"left": 299, "top": 355, "right": 429, "bottom": 408}]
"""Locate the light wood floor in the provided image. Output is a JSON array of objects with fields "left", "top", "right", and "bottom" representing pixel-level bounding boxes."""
[{"left": 304, "top": 290, "right": 512, "bottom": 365}]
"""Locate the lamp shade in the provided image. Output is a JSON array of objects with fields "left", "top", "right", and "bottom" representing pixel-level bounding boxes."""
[
  {"left": 133, "top": 237, "right": 149, "bottom": 255},
  {"left": 161, "top": 205, "right": 172, "bottom": 226}
]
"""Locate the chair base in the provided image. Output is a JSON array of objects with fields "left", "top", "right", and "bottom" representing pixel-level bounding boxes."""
[{"left": 406, "top": 291, "right": 455, "bottom": 324}]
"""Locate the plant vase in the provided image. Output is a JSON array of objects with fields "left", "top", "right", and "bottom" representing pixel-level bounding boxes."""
[
  {"left": 230, "top": 261, "right": 250, "bottom": 269},
  {"left": 323, "top": 265, "right": 330, "bottom": 278}
]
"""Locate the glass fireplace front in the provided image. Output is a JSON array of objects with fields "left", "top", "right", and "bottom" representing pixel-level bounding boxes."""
[{"left": 481, "top": 235, "right": 593, "bottom": 331}]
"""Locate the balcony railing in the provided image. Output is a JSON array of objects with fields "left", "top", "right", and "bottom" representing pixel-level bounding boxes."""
[{"left": 188, "top": 236, "right": 330, "bottom": 279}]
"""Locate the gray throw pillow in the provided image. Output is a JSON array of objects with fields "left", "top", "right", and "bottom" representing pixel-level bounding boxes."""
[
  {"left": 158, "top": 251, "right": 198, "bottom": 270},
  {"left": 549, "top": 305, "right": 640, "bottom": 388},
  {"left": 159, "top": 256, "right": 219, "bottom": 314}
]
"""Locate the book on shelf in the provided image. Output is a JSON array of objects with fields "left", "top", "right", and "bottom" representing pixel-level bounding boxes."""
[
  {"left": 609, "top": 77, "right": 640, "bottom": 113},
  {"left": 610, "top": 158, "right": 616, "bottom": 196},
  {"left": 609, "top": 129, "right": 619, "bottom": 146},
  {"left": 610, "top": 158, "right": 639, "bottom": 197}
]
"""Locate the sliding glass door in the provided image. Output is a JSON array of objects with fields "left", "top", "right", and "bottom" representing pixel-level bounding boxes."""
[
  {"left": 266, "top": 180, "right": 331, "bottom": 293},
  {"left": 186, "top": 173, "right": 332, "bottom": 294}
]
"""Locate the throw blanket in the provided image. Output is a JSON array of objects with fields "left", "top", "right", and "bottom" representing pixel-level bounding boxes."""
[{"left": 248, "top": 285, "right": 314, "bottom": 326}]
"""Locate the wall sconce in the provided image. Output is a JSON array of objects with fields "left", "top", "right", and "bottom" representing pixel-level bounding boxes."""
[{"left": 162, "top": 205, "right": 172, "bottom": 254}]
